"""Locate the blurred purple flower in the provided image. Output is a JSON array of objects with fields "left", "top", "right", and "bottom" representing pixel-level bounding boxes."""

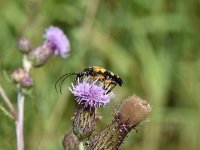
[
  {"left": 21, "top": 76, "right": 33, "bottom": 87},
  {"left": 69, "top": 78, "right": 115, "bottom": 108},
  {"left": 17, "top": 37, "right": 32, "bottom": 53},
  {"left": 43, "top": 26, "right": 70, "bottom": 58},
  {"left": 11, "top": 68, "right": 33, "bottom": 87}
]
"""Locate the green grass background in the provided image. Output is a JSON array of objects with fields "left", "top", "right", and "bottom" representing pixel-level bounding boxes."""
[{"left": 0, "top": 0, "right": 200, "bottom": 149}]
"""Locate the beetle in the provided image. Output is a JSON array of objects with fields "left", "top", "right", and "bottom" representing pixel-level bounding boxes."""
[{"left": 55, "top": 66, "right": 123, "bottom": 93}]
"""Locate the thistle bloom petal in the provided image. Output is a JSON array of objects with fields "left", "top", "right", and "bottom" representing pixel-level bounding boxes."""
[
  {"left": 69, "top": 78, "right": 115, "bottom": 108},
  {"left": 43, "top": 26, "right": 70, "bottom": 58}
]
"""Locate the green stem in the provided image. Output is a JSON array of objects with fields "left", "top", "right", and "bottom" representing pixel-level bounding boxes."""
[
  {"left": 0, "top": 84, "right": 17, "bottom": 119},
  {"left": 79, "top": 142, "right": 85, "bottom": 150}
]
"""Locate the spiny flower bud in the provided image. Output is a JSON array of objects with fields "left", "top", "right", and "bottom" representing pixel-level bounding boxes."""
[
  {"left": 63, "top": 131, "right": 79, "bottom": 150},
  {"left": 116, "top": 95, "right": 151, "bottom": 127},
  {"left": 73, "top": 107, "right": 96, "bottom": 141},
  {"left": 17, "top": 37, "right": 32, "bottom": 53},
  {"left": 11, "top": 68, "right": 33, "bottom": 88},
  {"left": 85, "top": 95, "right": 151, "bottom": 150},
  {"left": 27, "top": 44, "right": 54, "bottom": 67}
]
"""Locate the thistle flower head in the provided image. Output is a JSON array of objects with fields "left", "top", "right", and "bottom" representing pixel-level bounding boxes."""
[
  {"left": 116, "top": 95, "right": 151, "bottom": 127},
  {"left": 69, "top": 78, "right": 115, "bottom": 108},
  {"left": 43, "top": 26, "right": 70, "bottom": 58},
  {"left": 85, "top": 95, "right": 152, "bottom": 149}
]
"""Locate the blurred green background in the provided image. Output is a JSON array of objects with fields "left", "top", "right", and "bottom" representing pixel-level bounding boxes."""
[{"left": 0, "top": 0, "right": 200, "bottom": 149}]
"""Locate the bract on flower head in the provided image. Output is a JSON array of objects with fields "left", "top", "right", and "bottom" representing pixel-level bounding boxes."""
[
  {"left": 43, "top": 26, "right": 70, "bottom": 58},
  {"left": 69, "top": 77, "right": 115, "bottom": 108}
]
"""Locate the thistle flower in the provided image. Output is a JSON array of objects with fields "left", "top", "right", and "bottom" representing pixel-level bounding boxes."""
[
  {"left": 43, "top": 26, "right": 70, "bottom": 58},
  {"left": 28, "top": 26, "right": 70, "bottom": 67},
  {"left": 85, "top": 95, "right": 151, "bottom": 150},
  {"left": 69, "top": 78, "right": 115, "bottom": 109},
  {"left": 70, "top": 77, "right": 114, "bottom": 140}
]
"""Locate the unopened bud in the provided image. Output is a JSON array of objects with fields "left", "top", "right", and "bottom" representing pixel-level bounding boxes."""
[
  {"left": 27, "top": 43, "right": 54, "bottom": 67},
  {"left": 17, "top": 37, "right": 32, "bottom": 53},
  {"left": 11, "top": 68, "right": 33, "bottom": 88},
  {"left": 21, "top": 76, "right": 33, "bottom": 87}
]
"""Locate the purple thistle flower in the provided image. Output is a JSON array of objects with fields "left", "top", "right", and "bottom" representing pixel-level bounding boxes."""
[
  {"left": 43, "top": 26, "right": 70, "bottom": 58},
  {"left": 69, "top": 78, "right": 115, "bottom": 108}
]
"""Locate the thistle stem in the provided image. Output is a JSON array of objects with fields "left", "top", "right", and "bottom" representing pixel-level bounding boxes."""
[
  {"left": 14, "top": 54, "right": 32, "bottom": 150},
  {"left": 16, "top": 89, "right": 25, "bottom": 150},
  {"left": 79, "top": 142, "right": 85, "bottom": 150},
  {"left": 0, "top": 84, "right": 17, "bottom": 120}
]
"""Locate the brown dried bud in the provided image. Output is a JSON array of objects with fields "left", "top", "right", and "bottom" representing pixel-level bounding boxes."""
[
  {"left": 116, "top": 95, "right": 151, "bottom": 127},
  {"left": 85, "top": 95, "right": 151, "bottom": 150}
]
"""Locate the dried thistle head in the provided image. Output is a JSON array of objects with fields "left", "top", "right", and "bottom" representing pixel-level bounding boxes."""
[
  {"left": 85, "top": 95, "right": 151, "bottom": 150},
  {"left": 116, "top": 95, "right": 151, "bottom": 127}
]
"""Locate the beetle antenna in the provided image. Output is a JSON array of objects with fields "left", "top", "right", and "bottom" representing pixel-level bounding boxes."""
[{"left": 55, "top": 73, "right": 77, "bottom": 93}]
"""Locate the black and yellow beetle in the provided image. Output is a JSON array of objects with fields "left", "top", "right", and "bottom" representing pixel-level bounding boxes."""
[{"left": 55, "top": 66, "right": 123, "bottom": 93}]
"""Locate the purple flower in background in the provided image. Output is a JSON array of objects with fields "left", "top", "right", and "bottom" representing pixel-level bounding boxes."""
[
  {"left": 69, "top": 78, "right": 115, "bottom": 108},
  {"left": 11, "top": 68, "right": 33, "bottom": 87},
  {"left": 43, "top": 26, "right": 70, "bottom": 58},
  {"left": 21, "top": 76, "right": 33, "bottom": 87}
]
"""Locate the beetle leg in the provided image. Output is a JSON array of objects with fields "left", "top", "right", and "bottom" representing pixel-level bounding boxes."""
[{"left": 107, "top": 82, "right": 117, "bottom": 93}]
